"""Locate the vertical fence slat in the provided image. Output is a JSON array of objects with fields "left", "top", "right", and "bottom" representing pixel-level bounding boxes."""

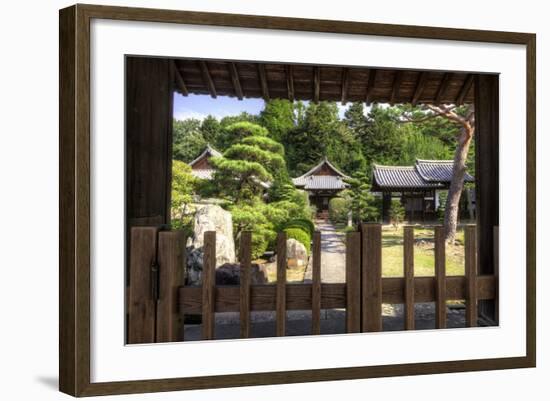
[
  {"left": 404, "top": 226, "right": 415, "bottom": 330},
  {"left": 156, "top": 230, "right": 185, "bottom": 342},
  {"left": 465, "top": 225, "right": 478, "bottom": 327},
  {"left": 346, "top": 231, "right": 361, "bottom": 333},
  {"left": 128, "top": 226, "right": 159, "bottom": 344},
  {"left": 239, "top": 231, "right": 252, "bottom": 338},
  {"left": 202, "top": 231, "right": 216, "bottom": 340},
  {"left": 276, "top": 232, "right": 287, "bottom": 337},
  {"left": 311, "top": 231, "right": 322, "bottom": 335},
  {"left": 361, "top": 224, "right": 382, "bottom": 332},
  {"left": 435, "top": 226, "right": 447, "bottom": 329},
  {"left": 493, "top": 226, "right": 499, "bottom": 324}
]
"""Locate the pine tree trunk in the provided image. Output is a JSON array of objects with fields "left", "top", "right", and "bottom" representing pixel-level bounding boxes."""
[{"left": 444, "top": 125, "right": 474, "bottom": 244}]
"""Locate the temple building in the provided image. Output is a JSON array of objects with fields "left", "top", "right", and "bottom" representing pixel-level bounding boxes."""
[
  {"left": 372, "top": 159, "right": 475, "bottom": 222},
  {"left": 188, "top": 144, "right": 222, "bottom": 180},
  {"left": 292, "top": 157, "right": 350, "bottom": 218}
]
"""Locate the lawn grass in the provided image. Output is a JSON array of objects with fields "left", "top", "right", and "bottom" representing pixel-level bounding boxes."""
[{"left": 381, "top": 225, "right": 465, "bottom": 277}]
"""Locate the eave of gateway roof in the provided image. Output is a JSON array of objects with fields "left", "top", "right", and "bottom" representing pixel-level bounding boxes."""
[
  {"left": 415, "top": 159, "right": 475, "bottom": 182},
  {"left": 372, "top": 164, "right": 444, "bottom": 189}
]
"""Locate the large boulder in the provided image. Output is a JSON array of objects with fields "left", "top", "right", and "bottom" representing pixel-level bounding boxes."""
[
  {"left": 286, "top": 238, "right": 308, "bottom": 269},
  {"left": 186, "top": 204, "right": 236, "bottom": 285},
  {"left": 215, "top": 263, "right": 268, "bottom": 285}
]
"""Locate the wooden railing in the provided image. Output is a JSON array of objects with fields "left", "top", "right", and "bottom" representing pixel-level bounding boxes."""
[{"left": 127, "top": 224, "right": 497, "bottom": 344}]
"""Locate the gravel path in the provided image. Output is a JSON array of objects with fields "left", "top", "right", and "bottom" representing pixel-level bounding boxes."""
[{"left": 304, "top": 220, "right": 347, "bottom": 283}]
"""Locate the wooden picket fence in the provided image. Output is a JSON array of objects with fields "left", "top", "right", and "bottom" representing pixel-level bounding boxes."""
[{"left": 127, "top": 224, "right": 498, "bottom": 344}]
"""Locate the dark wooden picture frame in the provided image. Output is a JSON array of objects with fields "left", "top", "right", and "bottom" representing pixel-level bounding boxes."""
[{"left": 59, "top": 3, "right": 536, "bottom": 397}]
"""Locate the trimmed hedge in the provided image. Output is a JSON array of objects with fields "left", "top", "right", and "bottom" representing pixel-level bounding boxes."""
[
  {"left": 284, "top": 227, "right": 311, "bottom": 254},
  {"left": 281, "top": 218, "right": 315, "bottom": 236},
  {"left": 329, "top": 197, "right": 350, "bottom": 224}
]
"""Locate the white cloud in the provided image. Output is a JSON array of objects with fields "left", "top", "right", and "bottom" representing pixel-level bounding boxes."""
[{"left": 173, "top": 108, "right": 235, "bottom": 121}]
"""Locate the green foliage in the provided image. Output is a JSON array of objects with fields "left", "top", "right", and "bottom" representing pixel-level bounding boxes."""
[
  {"left": 173, "top": 119, "right": 207, "bottom": 162},
  {"left": 399, "top": 130, "right": 453, "bottom": 165},
  {"left": 217, "top": 121, "right": 268, "bottom": 149},
  {"left": 200, "top": 115, "right": 222, "bottom": 147},
  {"left": 229, "top": 202, "right": 273, "bottom": 259},
  {"left": 284, "top": 101, "right": 366, "bottom": 176},
  {"left": 241, "top": 135, "right": 285, "bottom": 155},
  {"left": 220, "top": 112, "right": 260, "bottom": 128},
  {"left": 259, "top": 99, "right": 296, "bottom": 142},
  {"left": 284, "top": 227, "right": 311, "bottom": 254},
  {"left": 281, "top": 218, "right": 315, "bottom": 236},
  {"left": 170, "top": 160, "right": 197, "bottom": 236},
  {"left": 389, "top": 199, "right": 405, "bottom": 228},
  {"left": 211, "top": 157, "right": 272, "bottom": 202},
  {"left": 329, "top": 197, "right": 351, "bottom": 224},
  {"left": 344, "top": 172, "right": 380, "bottom": 223}
]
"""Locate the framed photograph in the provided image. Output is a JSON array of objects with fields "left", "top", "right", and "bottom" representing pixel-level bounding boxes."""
[{"left": 59, "top": 4, "right": 536, "bottom": 397}]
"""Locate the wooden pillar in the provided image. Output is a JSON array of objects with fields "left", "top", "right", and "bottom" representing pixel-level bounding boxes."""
[
  {"left": 474, "top": 74, "right": 499, "bottom": 323},
  {"left": 382, "top": 193, "right": 391, "bottom": 223},
  {"left": 126, "top": 57, "right": 174, "bottom": 228}
]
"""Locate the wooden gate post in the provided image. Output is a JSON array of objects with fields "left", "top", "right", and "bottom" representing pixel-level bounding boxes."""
[
  {"left": 202, "top": 231, "right": 216, "bottom": 340},
  {"left": 127, "top": 226, "right": 160, "bottom": 344},
  {"left": 434, "top": 226, "right": 447, "bottom": 329},
  {"left": 157, "top": 230, "right": 186, "bottom": 342},
  {"left": 403, "top": 226, "right": 415, "bottom": 330},
  {"left": 276, "top": 232, "right": 287, "bottom": 337},
  {"left": 345, "top": 231, "right": 361, "bottom": 333},
  {"left": 361, "top": 223, "right": 382, "bottom": 332},
  {"left": 465, "top": 225, "right": 478, "bottom": 327}
]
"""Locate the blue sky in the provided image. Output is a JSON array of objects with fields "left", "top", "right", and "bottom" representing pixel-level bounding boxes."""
[{"left": 173, "top": 93, "right": 357, "bottom": 121}]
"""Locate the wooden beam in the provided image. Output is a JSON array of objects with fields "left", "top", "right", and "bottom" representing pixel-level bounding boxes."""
[
  {"left": 172, "top": 60, "right": 188, "bottom": 96},
  {"left": 390, "top": 70, "right": 402, "bottom": 105},
  {"left": 228, "top": 62, "right": 244, "bottom": 100},
  {"left": 258, "top": 63, "right": 270, "bottom": 100},
  {"left": 456, "top": 74, "right": 474, "bottom": 105},
  {"left": 435, "top": 72, "right": 452, "bottom": 104},
  {"left": 199, "top": 60, "right": 216, "bottom": 98},
  {"left": 179, "top": 276, "right": 497, "bottom": 314},
  {"left": 313, "top": 67, "right": 320, "bottom": 103},
  {"left": 365, "top": 69, "right": 377, "bottom": 105},
  {"left": 286, "top": 65, "right": 294, "bottom": 101},
  {"left": 340, "top": 68, "right": 349, "bottom": 104},
  {"left": 411, "top": 71, "right": 428, "bottom": 106}
]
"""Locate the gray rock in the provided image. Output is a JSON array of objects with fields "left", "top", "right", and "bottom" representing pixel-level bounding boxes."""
[
  {"left": 215, "top": 263, "right": 268, "bottom": 285},
  {"left": 186, "top": 203, "right": 236, "bottom": 285},
  {"left": 286, "top": 238, "right": 308, "bottom": 269}
]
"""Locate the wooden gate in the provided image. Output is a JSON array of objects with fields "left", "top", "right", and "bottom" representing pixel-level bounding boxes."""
[{"left": 127, "top": 224, "right": 497, "bottom": 344}]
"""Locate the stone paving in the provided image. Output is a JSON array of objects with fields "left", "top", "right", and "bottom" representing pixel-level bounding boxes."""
[{"left": 304, "top": 220, "right": 346, "bottom": 283}]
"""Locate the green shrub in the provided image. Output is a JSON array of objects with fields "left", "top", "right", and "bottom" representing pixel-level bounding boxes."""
[
  {"left": 284, "top": 227, "right": 311, "bottom": 254},
  {"left": 329, "top": 197, "right": 350, "bottom": 224},
  {"left": 389, "top": 199, "right": 405, "bottom": 228},
  {"left": 282, "top": 218, "right": 315, "bottom": 236}
]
